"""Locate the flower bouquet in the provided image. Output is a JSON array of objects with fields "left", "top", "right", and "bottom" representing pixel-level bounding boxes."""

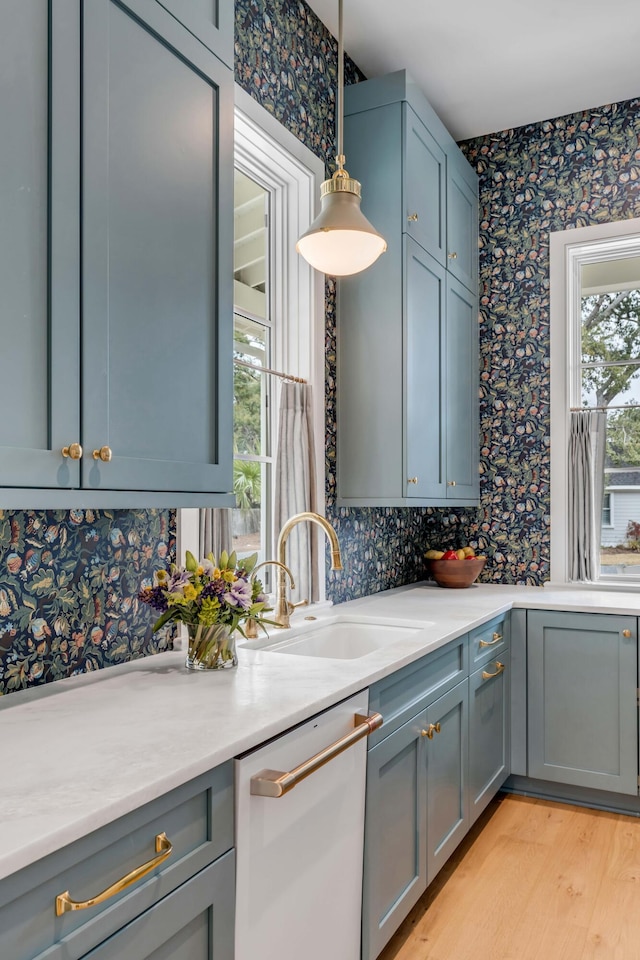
[{"left": 139, "top": 550, "right": 271, "bottom": 670}]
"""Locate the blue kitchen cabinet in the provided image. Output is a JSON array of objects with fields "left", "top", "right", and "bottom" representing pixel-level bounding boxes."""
[
  {"left": 363, "top": 635, "right": 472, "bottom": 960},
  {"left": 362, "top": 714, "right": 428, "bottom": 960},
  {"left": 0, "top": 0, "right": 234, "bottom": 507},
  {"left": 338, "top": 71, "right": 479, "bottom": 508},
  {"left": 425, "top": 680, "right": 470, "bottom": 883},
  {"left": 0, "top": 764, "right": 233, "bottom": 960},
  {"left": 469, "top": 650, "right": 511, "bottom": 825},
  {"left": 79, "top": 853, "right": 235, "bottom": 960},
  {"left": 527, "top": 610, "right": 638, "bottom": 796}
]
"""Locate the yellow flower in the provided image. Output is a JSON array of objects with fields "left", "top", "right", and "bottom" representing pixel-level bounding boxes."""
[
  {"left": 199, "top": 597, "right": 221, "bottom": 626},
  {"left": 223, "top": 569, "right": 236, "bottom": 583},
  {"left": 183, "top": 584, "right": 197, "bottom": 602},
  {"left": 155, "top": 569, "right": 168, "bottom": 583},
  {"left": 213, "top": 567, "right": 221, "bottom": 579},
  {"left": 196, "top": 565, "right": 205, "bottom": 576}
]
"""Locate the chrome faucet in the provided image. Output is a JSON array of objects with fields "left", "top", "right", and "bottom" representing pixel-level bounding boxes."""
[
  {"left": 244, "top": 560, "right": 295, "bottom": 639},
  {"left": 274, "top": 512, "right": 343, "bottom": 628}
]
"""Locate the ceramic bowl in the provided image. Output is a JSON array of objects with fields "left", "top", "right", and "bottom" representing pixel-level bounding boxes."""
[{"left": 427, "top": 557, "right": 486, "bottom": 588}]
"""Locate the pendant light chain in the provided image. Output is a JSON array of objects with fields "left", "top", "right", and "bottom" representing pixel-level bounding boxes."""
[{"left": 336, "top": 0, "right": 345, "bottom": 171}]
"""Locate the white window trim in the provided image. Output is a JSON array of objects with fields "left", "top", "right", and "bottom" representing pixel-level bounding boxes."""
[
  {"left": 549, "top": 215, "right": 640, "bottom": 587},
  {"left": 180, "top": 85, "right": 327, "bottom": 598},
  {"left": 602, "top": 491, "right": 614, "bottom": 529}
]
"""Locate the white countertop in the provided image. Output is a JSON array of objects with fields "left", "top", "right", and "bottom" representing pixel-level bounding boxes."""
[{"left": 2, "top": 581, "right": 640, "bottom": 882}]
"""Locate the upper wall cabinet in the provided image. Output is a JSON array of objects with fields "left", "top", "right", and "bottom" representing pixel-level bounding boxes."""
[
  {"left": 337, "top": 71, "right": 479, "bottom": 507},
  {"left": 0, "top": 0, "right": 234, "bottom": 508}
]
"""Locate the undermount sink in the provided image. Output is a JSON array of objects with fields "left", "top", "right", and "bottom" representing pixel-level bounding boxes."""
[{"left": 243, "top": 618, "right": 429, "bottom": 660}]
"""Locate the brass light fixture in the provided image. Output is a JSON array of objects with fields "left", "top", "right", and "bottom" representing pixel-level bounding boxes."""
[{"left": 296, "top": 0, "right": 386, "bottom": 276}]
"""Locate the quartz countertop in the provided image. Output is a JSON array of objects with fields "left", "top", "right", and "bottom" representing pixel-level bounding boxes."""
[{"left": 2, "top": 581, "right": 640, "bottom": 882}]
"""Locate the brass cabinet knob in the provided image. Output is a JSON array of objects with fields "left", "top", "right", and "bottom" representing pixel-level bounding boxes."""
[
  {"left": 447, "top": 480, "right": 457, "bottom": 487},
  {"left": 448, "top": 251, "right": 458, "bottom": 260},
  {"left": 407, "top": 476, "right": 418, "bottom": 484},
  {"left": 62, "top": 443, "right": 83, "bottom": 460},
  {"left": 622, "top": 629, "right": 632, "bottom": 638},
  {"left": 407, "top": 212, "right": 419, "bottom": 222},
  {"left": 92, "top": 446, "right": 113, "bottom": 462},
  {"left": 421, "top": 722, "right": 441, "bottom": 739}
]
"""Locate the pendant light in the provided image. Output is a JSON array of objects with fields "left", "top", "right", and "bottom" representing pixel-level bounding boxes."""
[{"left": 296, "top": 0, "right": 386, "bottom": 276}]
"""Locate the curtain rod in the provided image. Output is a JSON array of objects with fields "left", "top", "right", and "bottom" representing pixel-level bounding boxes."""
[
  {"left": 233, "top": 357, "right": 307, "bottom": 384},
  {"left": 570, "top": 404, "right": 640, "bottom": 412}
]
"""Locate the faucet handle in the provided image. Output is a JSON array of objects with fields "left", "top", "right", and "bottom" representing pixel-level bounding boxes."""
[{"left": 291, "top": 598, "right": 310, "bottom": 611}]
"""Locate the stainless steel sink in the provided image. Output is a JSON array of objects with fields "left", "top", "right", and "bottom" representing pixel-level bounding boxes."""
[{"left": 242, "top": 618, "right": 428, "bottom": 660}]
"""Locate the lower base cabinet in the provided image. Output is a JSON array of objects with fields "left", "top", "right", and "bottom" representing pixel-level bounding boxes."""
[
  {"left": 80, "top": 852, "right": 235, "bottom": 960},
  {"left": 362, "top": 680, "right": 469, "bottom": 960},
  {"left": 469, "top": 650, "right": 510, "bottom": 825}
]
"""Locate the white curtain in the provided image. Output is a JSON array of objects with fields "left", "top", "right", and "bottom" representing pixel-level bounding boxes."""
[
  {"left": 274, "top": 382, "right": 319, "bottom": 604},
  {"left": 568, "top": 410, "right": 607, "bottom": 581},
  {"left": 199, "top": 508, "right": 232, "bottom": 561}
]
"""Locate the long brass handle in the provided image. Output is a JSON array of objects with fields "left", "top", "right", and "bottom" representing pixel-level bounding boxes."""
[
  {"left": 482, "top": 661, "right": 505, "bottom": 680},
  {"left": 92, "top": 445, "right": 112, "bottom": 462},
  {"left": 55, "top": 833, "right": 173, "bottom": 916},
  {"left": 479, "top": 632, "right": 503, "bottom": 648},
  {"left": 250, "top": 712, "right": 383, "bottom": 798},
  {"left": 62, "top": 443, "right": 83, "bottom": 460},
  {"left": 421, "top": 722, "right": 441, "bottom": 739}
]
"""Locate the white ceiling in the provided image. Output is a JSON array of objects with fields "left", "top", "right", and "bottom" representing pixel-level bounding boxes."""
[{"left": 305, "top": 0, "right": 640, "bottom": 141}]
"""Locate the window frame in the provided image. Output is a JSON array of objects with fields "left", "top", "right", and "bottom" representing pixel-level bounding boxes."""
[
  {"left": 179, "top": 84, "right": 326, "bottom": 599},
  {"left": 602, "top": 490, "right": 613, "bottom": 529},
  {"left": 549, "top": 215, "right": 640, "bottom": 587}
]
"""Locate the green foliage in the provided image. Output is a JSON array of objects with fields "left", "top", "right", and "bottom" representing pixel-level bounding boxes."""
[
  {"left": 607, "top": 407, "right": 640, "bottom": 466},
  {"left": 233, "top": 460, "right": 261, "bottom": 511},
  {"left": 581, "top": 291, "right": 640, "bottom": 407},
  {"left": 234, "top": 335, "right": 262, "bottom": 457}
]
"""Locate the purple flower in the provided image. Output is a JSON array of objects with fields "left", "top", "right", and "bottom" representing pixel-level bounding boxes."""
[
  {"left": 167, "top": 569, "right": 191, "bottom": 595},
  {"left": 224, "top": 578, "right": 253, "bottom": 610}
]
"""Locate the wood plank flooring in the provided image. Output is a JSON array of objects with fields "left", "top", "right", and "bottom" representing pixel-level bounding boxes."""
[{"left": 378, "top": 794, "right": 640, "bottom": 960}]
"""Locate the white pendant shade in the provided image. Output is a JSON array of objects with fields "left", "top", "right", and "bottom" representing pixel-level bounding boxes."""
[{"left": 296, "top": 188, "right": 387, "bottom": 277}]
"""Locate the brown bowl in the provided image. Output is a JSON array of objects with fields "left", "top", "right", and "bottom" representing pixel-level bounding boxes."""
[{"left": 427, "top": 557, "right": 486, "bottom": 588}]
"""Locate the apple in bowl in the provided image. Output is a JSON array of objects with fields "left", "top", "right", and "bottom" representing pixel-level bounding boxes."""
[{"left": 424, "top": 546, "right": 486, "bottom": 588}]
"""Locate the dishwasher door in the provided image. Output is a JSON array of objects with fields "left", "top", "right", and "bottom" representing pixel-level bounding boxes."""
[{"left": 235, "top": 690, "right": 370, "bottom": 960}]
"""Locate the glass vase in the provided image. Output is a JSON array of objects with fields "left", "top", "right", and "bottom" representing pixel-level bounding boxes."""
[{"left": 185, "top": 623, "right": 238, "bottom": 671}]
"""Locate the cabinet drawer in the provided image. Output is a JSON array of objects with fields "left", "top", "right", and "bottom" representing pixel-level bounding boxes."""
[
  {"left": 368, "top": 634, "right": 468, "bottom": 747},
  {"left": 0, "top": 763, "right": 233, "bottom": 960},
  {"left": 470, "top": 614, "right": 509, "bottom": 668}
]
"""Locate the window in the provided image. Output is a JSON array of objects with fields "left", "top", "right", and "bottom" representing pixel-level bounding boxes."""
[
  {"left": 232, "top": 171, "right": 273, "bottom": 568},
  {"left": 550, "top": 216, "right": 640, "bottom": 586}
]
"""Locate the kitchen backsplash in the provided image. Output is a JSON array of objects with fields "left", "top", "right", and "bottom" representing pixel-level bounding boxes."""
[{"left": 0, "top": 509, "right": 175, "bottom": 695}]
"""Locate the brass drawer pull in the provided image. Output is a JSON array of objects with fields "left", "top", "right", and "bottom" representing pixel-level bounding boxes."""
[
  {"left": 622, "top": 629, "right": 632, "bottom": 638},
  {"left": 55, "top": 833, "right": 173, "bottom": 916},
  {"left": 61, "top": 443, "right": 83, "bottom": 460},
  {"left": 407, "top": 212, "right": 419, "bottom": 222},
  {"left": 250, "top": 712, "right": 383, "bottom": 798},
  {"left": 479, "top": 632, "right": 502, "bottom": 648},
  {"left": 447, "top": 480, "right": 456, "bottom": 487},
  {"left": 448, "top": 251, "right": 458, "bottom": 260},
  {"left": 421, "top": 722, "right": 441, "bottom": 739},
  {"left": 407, "top": 476, "right": 418, "bottom": 484},
  {"left": 482, "top": 661, "right": 505, "bottom": 680}
]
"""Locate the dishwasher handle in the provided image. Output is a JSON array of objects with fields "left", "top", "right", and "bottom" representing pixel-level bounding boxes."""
[{"left": 250, "top": 711, "right": 383, "bottom": 798}]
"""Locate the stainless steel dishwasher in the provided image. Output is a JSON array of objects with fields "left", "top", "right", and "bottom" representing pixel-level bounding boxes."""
[{"left": 235, "top": 691, "right": 382, "bottom": 960}]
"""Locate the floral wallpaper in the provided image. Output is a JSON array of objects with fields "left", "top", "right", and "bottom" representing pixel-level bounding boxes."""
[{"left": 0, "top": 510, "right": 175, "bottom": 696}]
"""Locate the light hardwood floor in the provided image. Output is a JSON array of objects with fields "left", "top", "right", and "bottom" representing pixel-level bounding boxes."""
[{"left": 378, "top": 794, "right": 640, "bottom": 960}]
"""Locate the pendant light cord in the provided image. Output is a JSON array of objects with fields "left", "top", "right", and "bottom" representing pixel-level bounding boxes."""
[{"left": 337, "top": 0, "right": 344, "bottom": 164}]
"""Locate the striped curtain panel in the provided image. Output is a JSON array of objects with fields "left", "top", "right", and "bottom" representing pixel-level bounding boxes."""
[
  {"left": 274, "top": 382, "right": 319, "bottom": 604},
  {"left": 568, "top": 410, "right": 607, "bottom": 581},
  {"left": 199, "top": 508, "right": 232, "bottom": 562}
]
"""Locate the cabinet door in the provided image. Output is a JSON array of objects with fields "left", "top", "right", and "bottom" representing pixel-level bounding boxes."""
[
  {"left": 79, "top": 852, "right": 234, "bottom": 960},
  {"left": 0, "top": 0, "right": 80, "bottom": 489},
  {"left": 469, "top": 651, "right": 510, "bottom": 826},
  {"left": 404, "top": 105, "right": 445, "bottom": 266},
  {"left": 445, "top": 274, "right": 479, "bottom": 500},
  {"left": 446, "top": 151, "right": 478, "bottom": 293},
  {"left": 528, "top": 611, "right": 637, "bottom": 795},
  {"left": 425, "top": 680, "right": 469, "bottom": 884},
  {"left": 363, "top": 715, "right": 427, "bottom": 960},
  {"left": 405, "top": 239, "right": 447, "bottom": 500},
  {"left": 82, "top": 0, "right": 233, "bottom": 494}
]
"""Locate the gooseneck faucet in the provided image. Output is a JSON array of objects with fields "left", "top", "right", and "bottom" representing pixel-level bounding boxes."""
[{"left": 274, "top": 512, "right": 343, "bottom": 628}]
